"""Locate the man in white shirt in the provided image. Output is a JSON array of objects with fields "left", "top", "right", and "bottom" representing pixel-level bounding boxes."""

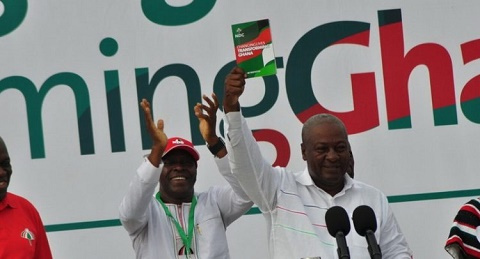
[
  {"left": 119, "top": 96, "right": 252, "bottom": 258},
  {"left": 222, "top": 67, "right": 413, "bottom": 259}
]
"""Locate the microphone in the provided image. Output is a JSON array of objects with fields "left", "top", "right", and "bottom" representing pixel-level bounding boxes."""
[
  {"left": 325, "top": 206, "right": 351, "bottom": 259},
  {"left": 352, "top": 205, "right": 382, "bottom": 259}
]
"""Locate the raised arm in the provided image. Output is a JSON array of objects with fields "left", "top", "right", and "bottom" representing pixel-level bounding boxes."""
[
  {"left": 194, "top": 93, "right": 226, "bottom": 158},
  {"left": 194, "top": 93, "right": 252, "bottom": 206},
  {"left": 119, "top": 99, "right": 168, "bottom": 234},
  {"left": 222, "top": 67, "right": 281, "bottom": 212},
  {"left": 141, "top": 99, "right": 168, "bottom": 167}
]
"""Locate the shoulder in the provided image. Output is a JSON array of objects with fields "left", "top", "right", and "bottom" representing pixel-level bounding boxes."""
[
  {"left": 194, "top": 190, "right": 213, "bottom": 200},
  {"left": 350, "top": 180, "right": 388, "bottom": 200},
  {"left": 351, "top": 179, "right": 383, "bottom": 191},
  {"left": 201, "top": 186, "right": 230, "bottom": 197},
  {"left": 7, "top": 192, "right": 40, "bottom": 212},
  {"left": 7, "top": 192, "right": 29, "bottom": 204},
  {"left": 197, "top": 185, "right": 241, "bottom": 203}
]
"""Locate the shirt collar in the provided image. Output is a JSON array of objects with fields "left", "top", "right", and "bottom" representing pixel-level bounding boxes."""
[
  {"left": 295, "top": 167, "right": 354, "bottom": 194},
  {"left": 0, "top": 192, "right": 17, "bottom": 211}
]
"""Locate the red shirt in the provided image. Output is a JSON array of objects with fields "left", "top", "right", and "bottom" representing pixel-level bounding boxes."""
[{"left": 0, "top": 192, "right": 52, "bottom": 259}]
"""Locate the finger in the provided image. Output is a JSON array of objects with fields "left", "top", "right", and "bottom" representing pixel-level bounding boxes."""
[
  {"left": 211, "top": 93, "right": 219, "bottom": 107},
  {"left": 225, "top": 85, "right": 244, "bottom": 96},
  {"left": 140, "top": 99, "right": 153, "bottom": 124},
  {"left": 226, "top": 71, "right": 246, "bottom": 81},
  {"left": 156, "top": 119, "right": 164, "bottom": 132},
  {"left": 225, "top": 76, "right": 245, "bottom": 88},
  {"left": 226, "top": 67, "right": 246, "bottom": 79},
  {"left": 231, "top": 66, "right": 245, "bottom": 75},
  {"left": 202, "top": 94, "right": 216, "bottom": 110},
  {"left": 196, "top": 112, "right": 208, "bottom": 121},
  {"left": 198, "top": 104, "right": 215, "bottom": 119},
  {"left": 194, "top": 104, "right": 207, "bottom": 119},
  {"left": 195, "top": 103, "right": 213, "bottom": 121},
  {"left": 140, "top": 99, "right": 147, "bottom": 111},
  {"left": 141, "top": 99, "right": 152, "bottom": 112},
  {"left": 194, "top": 103, "right": 201, "bottom": 115}
]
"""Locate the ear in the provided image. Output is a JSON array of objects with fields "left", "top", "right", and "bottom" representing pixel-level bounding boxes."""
[{"left": 301, "top": 143, "right": 307, "bottom": 161}]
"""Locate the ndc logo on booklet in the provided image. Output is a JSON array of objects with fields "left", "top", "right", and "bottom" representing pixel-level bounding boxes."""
[{"left": 234, "top": 28, "right": 244, "bottom": 38}]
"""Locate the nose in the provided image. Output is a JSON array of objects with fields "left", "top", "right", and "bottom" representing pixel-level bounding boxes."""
[
  {"left": 170, "top": 163, "right": 186, "bottom": 170},
  {"left": 325, "top": 148, "right": 340, "bottom": 161}
]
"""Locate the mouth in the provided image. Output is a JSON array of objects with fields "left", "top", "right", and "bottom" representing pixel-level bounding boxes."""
[
  {"left": 0, "top": 179, "right": 8, "bottom": 189},
  {"left": 323, "top": 165, "right": 340, "bottom": 169},
  {"left": 169, "top": 174, "right": 190, "bottom": 183},
  {"left": 322, "top": 165, "right": 343, "bottom": 173}
]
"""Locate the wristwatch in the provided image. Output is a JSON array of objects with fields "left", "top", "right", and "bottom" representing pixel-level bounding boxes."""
[{"left": 207, "top": 138, "right": 225, "bottom": 156}]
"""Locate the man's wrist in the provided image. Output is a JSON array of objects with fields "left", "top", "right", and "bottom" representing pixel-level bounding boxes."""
[
  {"left": 207, "top": 137, "right": 225, "bottom": 156},
  {"left": 223, "top": 102, "right": 240, "bottom": 113}
]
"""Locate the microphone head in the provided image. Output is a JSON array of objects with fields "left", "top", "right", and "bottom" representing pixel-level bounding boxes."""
[
  {"left": 325, "top": 206, "right": 351, "bottom": 237},
  {"left": 352, "top": 205, "right": 377, "bottom": 236}
]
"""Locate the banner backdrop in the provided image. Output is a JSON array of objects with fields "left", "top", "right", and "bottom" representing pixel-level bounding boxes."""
[{"left": 1, "top": 1, "right": 479, "bottom": 258}]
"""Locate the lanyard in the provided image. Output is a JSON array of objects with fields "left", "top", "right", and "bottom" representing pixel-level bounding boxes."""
[{"left": 156, "top": 192, "right": 197, "bottom": 256}]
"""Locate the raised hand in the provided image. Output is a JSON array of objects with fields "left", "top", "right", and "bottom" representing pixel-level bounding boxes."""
[
  {"left": 223, "top": 67, "right": 246, "bottom": 113},
  {"left": 140, "top": 99, "right": 168, "bottom": 166},
  {"left": 194, "top": 93, "right": 219, "bottom": 144},
  {"left": 194, "top": 93, "right": 226, "bottom": 158}
]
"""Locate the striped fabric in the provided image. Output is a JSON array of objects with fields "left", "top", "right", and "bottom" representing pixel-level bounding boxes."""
[{"left": 445, "top": 198, "right": 480, "bottom": 258}]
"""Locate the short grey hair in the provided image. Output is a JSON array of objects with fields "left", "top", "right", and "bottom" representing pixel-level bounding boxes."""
[{"left": 301, "top": 114, "right": 348, "bottom": 143}]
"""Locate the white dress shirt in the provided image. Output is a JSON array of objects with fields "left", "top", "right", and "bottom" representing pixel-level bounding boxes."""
[{"left": 119, "top": 156, "right": 252, "bottom": 259}]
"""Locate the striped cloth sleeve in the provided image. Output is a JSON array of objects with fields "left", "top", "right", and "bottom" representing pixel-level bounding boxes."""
[{"left": 445, "top": 198, "right": 480, "bottom": 258}]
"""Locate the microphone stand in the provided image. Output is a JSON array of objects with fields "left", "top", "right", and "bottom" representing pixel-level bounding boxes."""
[
  {"left": 365, "top": 230, "right": 382, "bottom": 259},
  {"left": 335, "top": 231, "right": 350, "bottom": 259}
]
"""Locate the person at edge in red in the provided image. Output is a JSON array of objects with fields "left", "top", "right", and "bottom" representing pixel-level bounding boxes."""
[{"left": 0, "top": 136, "right": 53, "bottom": 258}]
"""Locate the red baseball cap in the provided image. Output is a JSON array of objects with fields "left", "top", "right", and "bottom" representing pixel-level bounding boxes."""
[{"left": 162, "top": 137, "right": 200, "bottom": 161}]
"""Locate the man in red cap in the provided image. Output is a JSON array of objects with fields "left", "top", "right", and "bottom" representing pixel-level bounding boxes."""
[{"left": 119, "top": 94, "right": 252, "bottom": 258}]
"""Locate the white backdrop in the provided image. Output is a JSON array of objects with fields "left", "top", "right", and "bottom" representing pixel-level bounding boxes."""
[{"left": 1, "top": 1, "right": 480, "bottom": 258}]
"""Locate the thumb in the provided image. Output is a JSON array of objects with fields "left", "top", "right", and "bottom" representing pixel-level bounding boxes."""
[{"left": 156, "top": 119, "right": 164, "bottom": 131}]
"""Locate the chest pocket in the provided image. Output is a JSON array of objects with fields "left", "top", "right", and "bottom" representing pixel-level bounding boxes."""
[
  {"left": 0, "top": 225, "right": 37, "bottom": 256},
  {"left": 194, "top": 214, "right": 229, "bottom": 257}
]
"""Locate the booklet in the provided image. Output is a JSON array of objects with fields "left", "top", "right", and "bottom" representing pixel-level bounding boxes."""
[{"left": 231, "top": 19, "right": 277, "bottom": 78}]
